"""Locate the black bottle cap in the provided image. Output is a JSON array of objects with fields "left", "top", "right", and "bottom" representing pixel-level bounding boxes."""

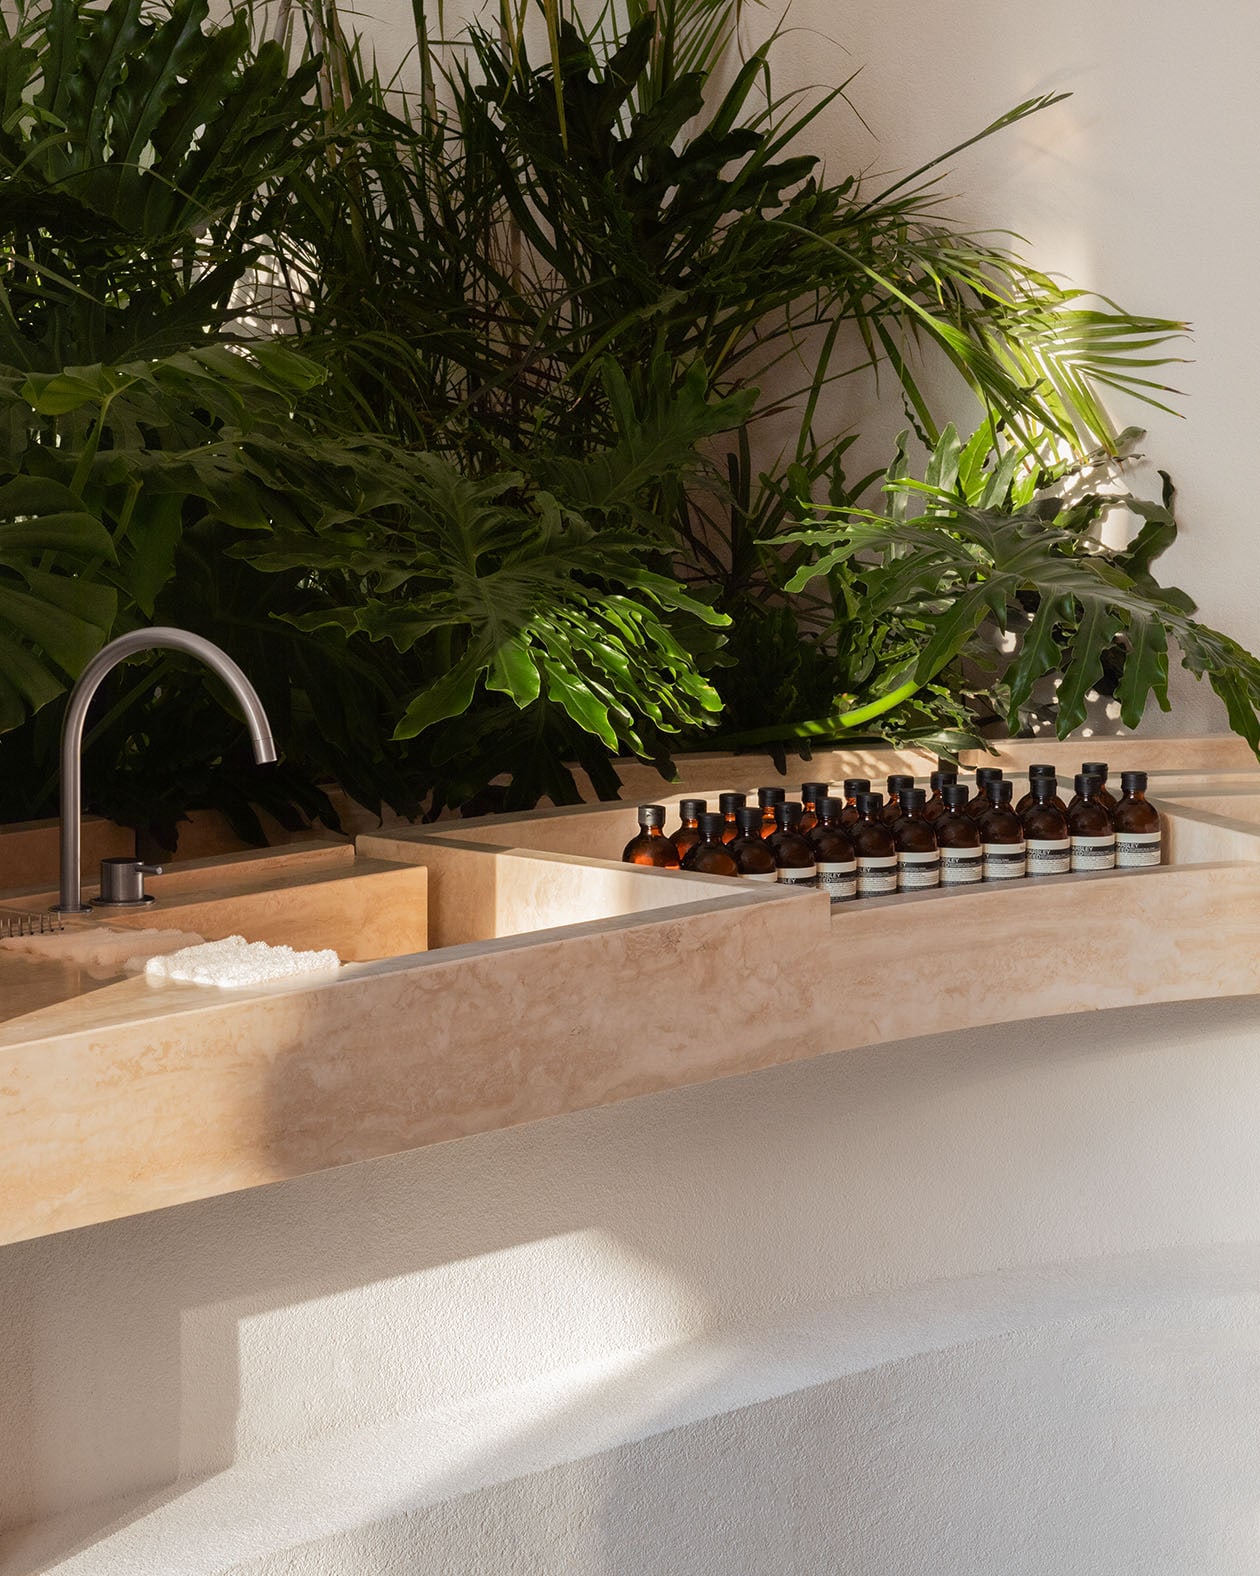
[
  {"left": 1028, "top": 763, "right": 1056, "bottom": 778},
  {"left": 801, "top": 781, "right": 830, "bottom": 802},
  {"left": 929, "top": 770, "right": 957, "bottom": 790},
  {"left": 1032, "top": 774, "right": 1059, "bottom": 797},
  {"left": 696, "top": 811, "right": 725, "bottom": 838},
  {"left": 679, "top": 798, "right": 707, "bottom": 819},
  {"left": 734, "top": 805, "right": 762, "bottom": 835},
  {"left": 774, "top": 800, "right": 803, "bottom": 829},
  {"left": 941, "top": 783, "right": 970, "bottom": 810},
  {"left": 817, "top": 796, "right": 846, "bottom": 818},
  {"left": 887, "top": 774, "right": 915, "bottom": 793},
  {"left": 718, "top": 791, "right": 746, "bottom": 815},
  {"left": 843, "top": 778, "right": 871, "bottom": 797},
  {"left": 975, "top": 767, "right": 1003, "bottom": 785},
  {"left": 855, "top": 791, "right": 884, "bottom": 814},
  {"left": 988, "top": 780, "right": 1014, "bottom": 805},
  {"left": 639, "top": 805, "right": 666, "bottom": 827},
  {"left": 757, "top": 786, "right": 786, "bottom": 808},
  {"left": 899, "top": 787, "right": 927, "bottom": 812},
  {"left": 1082, "top": 760, "right": 1109, "bottom": 780},
  {"left": 1120, "top": 770, "right": 1147, "bottom": 792},
  {"left": 1074, "top": 773, "right": 1102, "bottom": 797}
]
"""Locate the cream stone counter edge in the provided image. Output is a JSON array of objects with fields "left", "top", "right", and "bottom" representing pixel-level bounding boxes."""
[{"left": 3, "top": 754, "right": 1259, "bottom": 1246}]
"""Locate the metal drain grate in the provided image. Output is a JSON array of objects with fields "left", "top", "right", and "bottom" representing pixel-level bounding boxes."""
[{"left": 0, "top": 910, "right": 65, "bottom": 938}]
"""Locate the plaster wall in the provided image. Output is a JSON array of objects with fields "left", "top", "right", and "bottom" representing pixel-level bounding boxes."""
[{"left": 4, "top": 996, "right": 1260, "bottom": 1572}]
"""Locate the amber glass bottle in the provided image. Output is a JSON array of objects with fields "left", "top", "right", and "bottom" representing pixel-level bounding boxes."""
[
  {"left": 808, "top": 796, "right": 857, "bottom": 902},
  {"left": 966, "top": 767, "right": 1004, "bottom": 819},
  {"left": 621, "top": 805, "right": 681, "bottom": 868},
  {"left": 767, "top": 802, "right": 817, "bottom": 887},
  {"left": 1067, "top": 773, "right": 1116, "bottom": 872},
  {"left": 892, "top": 787, "right": 940, "bottom": 890},
  {"left": 718, "top": 791, "right": 746, "bottom": 843},
  {"left": 799, "top": 781, "right": 830, "bottom": 836},
  {"left": 935, "top": 783, "right": 982, "bottom": 886},
  {"left": 670, "top": 798, "right": 706, "bottom": 863},
  {"left": 883, "top": 774, "right": 916, "bottom": 824},
  {"left": 1113, "top": 770, "right": 1162, "bottom": 869},
  {"left": 850, "top": 791, "right": 898, "bottom": 898},
  {"left": 757, "top": 785, "right": 786, "bottom": 837},
  {"left": 839, "top": 778, "right": 870, "bottom": 828},
  {"left": 978, "top": 779, "right": 1026, "bottom": 880},
  {"left": 1021, "top": 774, "right": 1070, "bottom": 877},
  {"left": 1077, "top": 761, "right": 1118, "bottom": 814},
  {"left": 923, "top": 769, "right": 957, "bottom": 823},
  {"left": 1015, "top": 764, "right": 1066, "bottom": 816},
  {"left": 728, "top": 806, "right": 779, "bottom": 881},
  {"left": 682, "top": 812, "right": 740, "bottom": 876}
]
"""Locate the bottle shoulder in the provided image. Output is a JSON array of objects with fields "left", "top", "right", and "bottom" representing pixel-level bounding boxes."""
[
  {"left": 1067, "top": 802, "right": 1115, "bottom": 834},
  {"left": 622, "top": 833, "right": 681, "bottom": 868},
  {"left": 1021, "top": 804, "right": 1069, "bottom": 838},
  {"left": 1112, "top": 799, "right": 1161, "bottom": 832},
  {"left": 768, "top": 830, "right": 815, "bottom": 867},
  {"left": 685, "top": 842, "right": 739, "bottom": 875},
  {"left": 850, "top": 819, "right": 896, "bottom": 854},
  {"left": 808, "top": 826, "right": 855, "bottom": 860},
  {"left": 730, "top": 838, "right": 777, "bottom": 873},
  {"left": 979, "top": 808, "right": 1024, "bottom": 841},
  {"left": 892, "top": 818, "right": 937, "bottom": 851},
  {"left": 934, "top": 812, "right": 981, "bottom": 847}
]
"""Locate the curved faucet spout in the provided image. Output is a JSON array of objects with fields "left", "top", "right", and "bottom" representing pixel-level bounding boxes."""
[{"left": 57, "top": 627, "right": 279, "bottom": 913}]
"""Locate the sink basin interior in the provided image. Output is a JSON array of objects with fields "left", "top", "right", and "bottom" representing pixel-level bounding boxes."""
[
  {"left": 357, "top": 829, "right": 753, "bottom": 949},
  {"left": 0, "top": 844, "right": 430, "bottom": 1027}
]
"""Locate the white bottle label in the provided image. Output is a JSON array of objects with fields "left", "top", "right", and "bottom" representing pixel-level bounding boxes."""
[
  {"left": 1071, "top": 832, "right": 1116, "bottom": 872},
  {"left": 897, "top": 849, "right": 940, "bottom": 889},
  {"left": 742, "top": 870, "right": 780, "bottom": 883},
  {"left": 1115, "top": 830, "right": 1162, "bottom": 868},
  {"left": 983, "top": 842, "right": 1026, "bottom": 879},
  {"left": 777, "top": 864, "right": 817, "bottom": 886},
  {"left": 817, "top": 861, "right": 858, "bottom": 901},
  {"left": 856, "top": 854, "right": 897, "bottom": 896},
  {"left": 1026, "top": 837, "right": 1070, "bottom": 877},
  {"left": 939, "top": 847, "right": 983, "bottom": 884}
]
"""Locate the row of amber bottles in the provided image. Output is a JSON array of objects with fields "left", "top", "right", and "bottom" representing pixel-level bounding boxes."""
[{"left": 621, "top": 762, "right": 1162, "bottom": 898}]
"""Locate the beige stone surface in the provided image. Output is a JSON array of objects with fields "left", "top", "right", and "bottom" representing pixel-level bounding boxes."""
[{"left": 2, "top": 741, "right": 1260, "bottom": 1248}]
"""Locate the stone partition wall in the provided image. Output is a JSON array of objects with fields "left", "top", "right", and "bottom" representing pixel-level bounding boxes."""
[{"left": 4, "top": 992, "right": 1260, "bottom": 1573}]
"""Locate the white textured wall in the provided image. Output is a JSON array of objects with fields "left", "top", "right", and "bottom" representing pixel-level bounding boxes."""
[{"left": 5, "top": 996, "right": 1260, "bottom": 1573}]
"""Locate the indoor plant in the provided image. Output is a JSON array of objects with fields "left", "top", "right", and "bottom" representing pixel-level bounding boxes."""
[{"left": 0, "top": 0, "right": 1252, "bottom": 839}]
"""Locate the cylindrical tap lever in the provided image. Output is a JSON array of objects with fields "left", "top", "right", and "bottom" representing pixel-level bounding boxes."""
[{"left": 92, "top": 858, "right": 164, "bottom": 908}]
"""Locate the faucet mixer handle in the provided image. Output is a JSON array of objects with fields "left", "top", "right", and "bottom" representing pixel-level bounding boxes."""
[{"left": 92, "top": 857, "right": 164, "bottom": 908}]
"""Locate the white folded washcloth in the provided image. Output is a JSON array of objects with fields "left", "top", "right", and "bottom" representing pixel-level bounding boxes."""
[{"left": 143, "top": 933, "right": 341, "bottom": 988}]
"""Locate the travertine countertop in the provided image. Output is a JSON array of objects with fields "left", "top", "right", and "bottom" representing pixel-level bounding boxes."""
[{"left": 2, "top": 742, "right": 1259, "bottom": 1246}]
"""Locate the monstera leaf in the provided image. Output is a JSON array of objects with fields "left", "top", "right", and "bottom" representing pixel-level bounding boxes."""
[
  {"left": 781, "top": 426, "right": 1260, "bottom": 750},
  {"left": 0, "top": 476, "right": 116, "bottom": 729},
  {"left": 240, "top": 450, "right": 729, "bottom": 755}
]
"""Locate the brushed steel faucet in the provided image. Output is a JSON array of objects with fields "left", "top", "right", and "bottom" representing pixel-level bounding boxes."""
[{"left": 56, "top": 628, "right": 278, "bottom": 913}]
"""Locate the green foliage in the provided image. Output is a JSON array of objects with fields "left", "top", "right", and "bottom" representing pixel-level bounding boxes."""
[
  {"left": 0, "top": 0, "right": 322, "bottom": 367},
  {"left": 231, "top": 359, "right": 750, "bottom": 806},
  {"left": 0, "top": 475, "right": 116, "bottom": 729},
  {"left": 0, "top": 0, "right": 1243, "bottom": 844},
  {"left": 782, "top": 425, "right": 1260, "bottom": 749}
]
